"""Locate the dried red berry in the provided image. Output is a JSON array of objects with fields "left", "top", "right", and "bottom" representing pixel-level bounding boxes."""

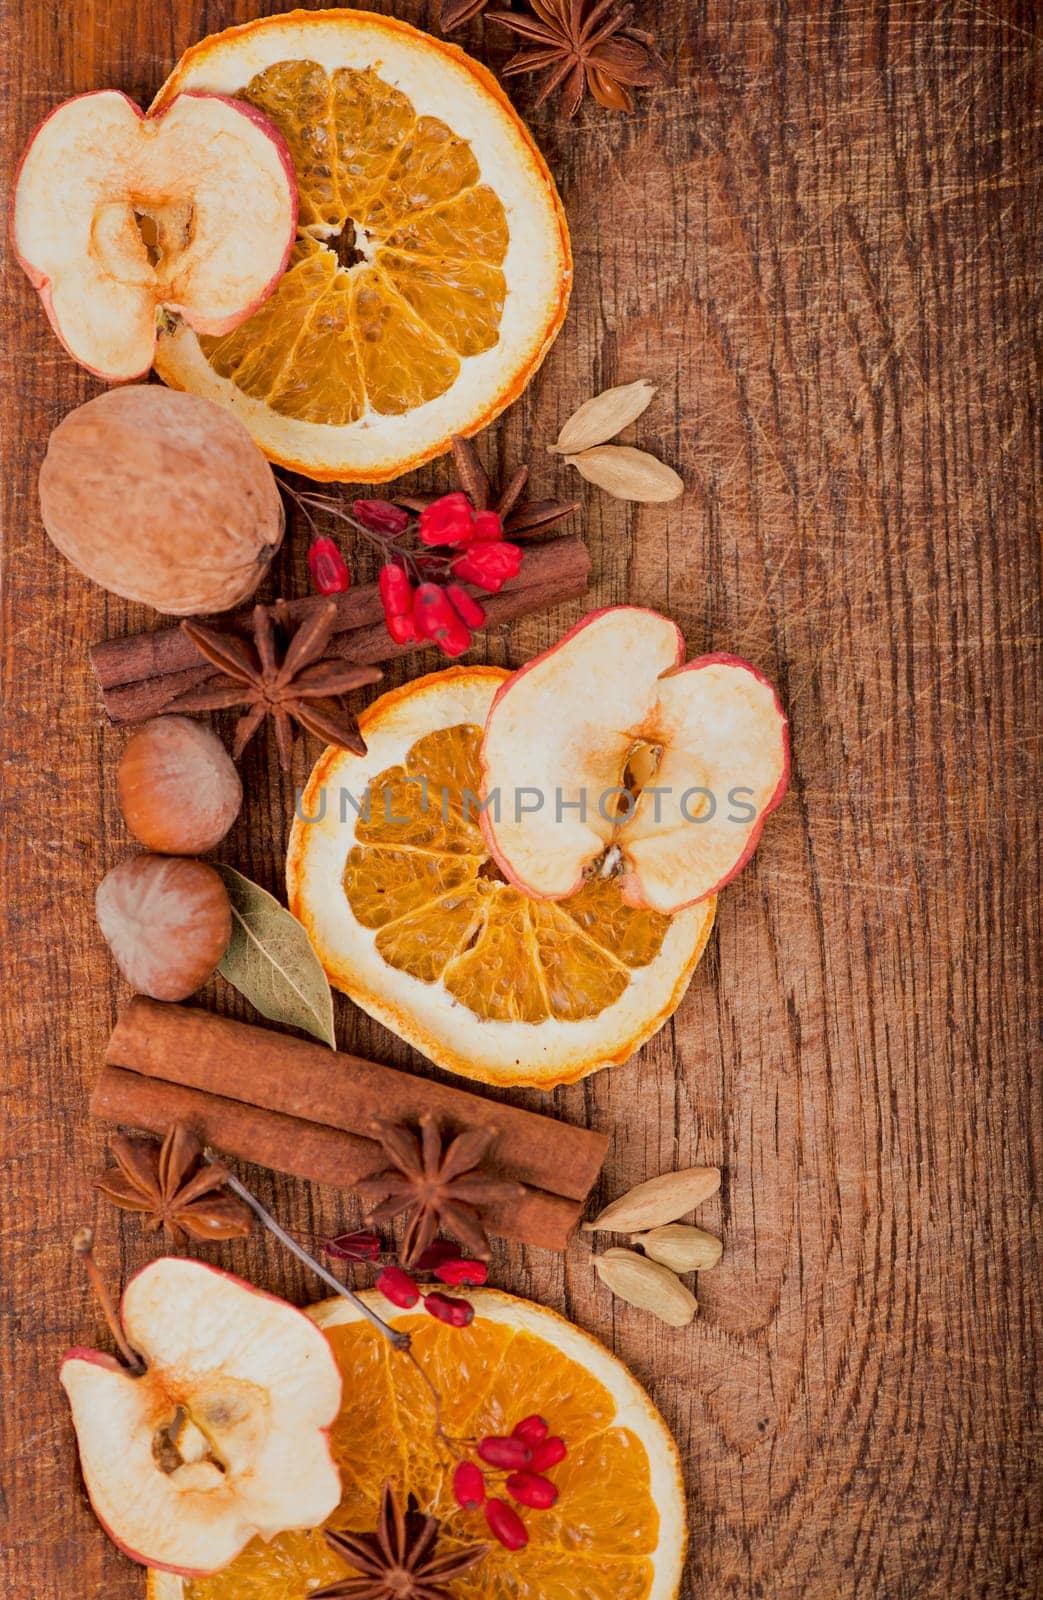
[
  {"left": 433, "top": 1257, "right": 489, "bottom": 1287},
  {"left": 324, "top": 1229, "right": 383, "bottom": 1262},
  {"left": 472, "top": 508, "right": 504, "bottom": 541},
  {"left": 505, "top": 1470, "right": 558, "bottom": 1510},
  {"left": 446, "top": 582, "right": 486, "bottom": 630},
  {"left": 412, "top": 1239, "right": 463, "bottom": 1271},
  {"left": 379, "top": 561, "right": 413, "bottom": 613},
  {"left": 512, "top": 1414, "right": 549, "bottom": 1446},
  {"left": 485, "top": 1497, "right": 528, "bottom": 1550},
  {"left": 423, "top": 1290, "right": 475, "bottom": 1327},
  {"left": 418, "top": 491, "right": 476, "bottom": 548},
  {"left": 452, "top": 1460, "right": 486, "bottom": 1511},
  {"left": 413, "top": 581, "right": 472, "bottom": 658},
  {"left": 308, "top": 537, "right": 351, "bottom": 595},
  {"left": 376, "top": 1265, "right": 420, "bottom": 1308},
  {"left": 386, "top": 610, "right": 420, "bottom": 645},
  {"left": 353, "top": 498, "right": 411, "bottom": 537},
  {"left": 528, "top": 1436, "right": 567, "bottom": 1472},
  {"left": 450, "top": 540, "right": 523, "bottom": 593},
  {"left": 478, "top": 1435, "right": 532, "bottom": 1470},
  {"left": 379, "top": 562, "right": 420, "bottom": 644}
]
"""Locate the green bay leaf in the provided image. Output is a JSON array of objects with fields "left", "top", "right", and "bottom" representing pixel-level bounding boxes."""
[{"left": 215, "top": 864, "right": 336, "bottom": 1048}]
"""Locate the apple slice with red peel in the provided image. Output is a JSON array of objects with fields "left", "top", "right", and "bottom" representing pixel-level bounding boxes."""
[
  {"left": 479, "top": 606, "right": 789, "bottom": 914},
  {"left": 12, "top": 90, "right": 297, "bottom": 381},
  {"left": 60, "top": 1257, "right": 341, "bottom": 1576}
]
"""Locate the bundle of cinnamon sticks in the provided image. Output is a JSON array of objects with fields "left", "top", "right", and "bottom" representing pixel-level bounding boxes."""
[
  {"left": 92, "top": 998, "right": 609, "bottom": 1253},
  {"left": 89, "top": 535, "right": 590, "bottom": 728}
]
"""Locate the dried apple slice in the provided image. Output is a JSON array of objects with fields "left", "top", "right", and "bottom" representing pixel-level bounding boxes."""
[
  {"left": 479, "top": 607, "right": 789, "bottom": 914},
  {"left": 60, "top": 1257, "right": 341, "bottom": 1576},
  {"left": 12, "top": 90, "right": 297, "bottom": 380}
]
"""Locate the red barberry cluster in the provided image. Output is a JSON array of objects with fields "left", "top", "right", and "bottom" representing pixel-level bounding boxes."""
[
  {"left": 375, "top": 1251, "right": 489, "bottom": 1327},
  {"left": 452, "top": 1412, "right": 568, "bottom": 1550},
  {"left": 324, "top": 1230, "right": 489, "bottom": 1327},
  {"left": 302, "top": 490, "right": 524, "bottom": 657},
  {"left": 376, "top": 492, "right": 522, "bottom": 657},
  {"left": 417, "top": 491, "right": 500, "bottom": 548}
]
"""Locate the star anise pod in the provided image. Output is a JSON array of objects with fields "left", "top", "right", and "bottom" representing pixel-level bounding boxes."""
[
  {"left": 314, "top": 1481, "right": 487, "bottom": 1599},
  {"left": 93, "top": 1123, "right": 253, "bottom": 1244},
  {"left": 357, "top": 1114, "right": 525, "bottom": 1267},
  {"left": 165, "top": 599, "right": 382, "bottom": 771},
  {"left": 397, "top": 435, "right": 579, "bottom": 537},
  {"left": 490, "top": 0, "right": 667, "bottom": 119}
]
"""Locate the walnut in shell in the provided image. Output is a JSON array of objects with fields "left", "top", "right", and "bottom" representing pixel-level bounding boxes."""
[{"left": 38, "top": 388, "right": 284, "bottom": 615}]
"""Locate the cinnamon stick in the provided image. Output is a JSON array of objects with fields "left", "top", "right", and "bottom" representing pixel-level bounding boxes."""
[
  {"left": 91, "top": 1066, "right": 582, "bottom": 1253},
  {"left": 92, "top": 999, "right": 608, "bottom": 1253},
  {"left": 90, "top": 534, "right": 590, "bottom": 728},
  {"left": 105, "top": 998, "right": 607, "bottom": 1199}
]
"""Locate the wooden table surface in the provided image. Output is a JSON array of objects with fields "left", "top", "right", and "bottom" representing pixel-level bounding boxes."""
[{"left": 1, "top": 2, "right": 1039, "bottom": 1596}]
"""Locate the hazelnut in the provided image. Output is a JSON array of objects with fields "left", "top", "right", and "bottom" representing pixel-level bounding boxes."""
[
  {"left": 96, "top": 856, "right": 232, "bottom": 1001},
  {"left": 117, "top": 717, "right": 242, "bottom": 855}
]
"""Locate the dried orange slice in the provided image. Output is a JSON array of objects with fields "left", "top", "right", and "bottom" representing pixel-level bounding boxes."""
[
  {"left": 149, "top": 10, "right": 571, "bottom": 480},
  {"left": 287, "top": 667, "right": 714, "bottom": 1088},
  {"left": 148, "top": 1288, "right": 686, "bottom": 1600}
]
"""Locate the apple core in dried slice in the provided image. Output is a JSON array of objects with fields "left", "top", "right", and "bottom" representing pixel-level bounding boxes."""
[
  {"left": 60, "top": 1258, "right": 341, "bottom": 1576},
  {"left": 479, "top": 607, "right": 790, "bottom": 915},
  {"left": 12, "top": 91, "right": 297, "bottom": 381}
]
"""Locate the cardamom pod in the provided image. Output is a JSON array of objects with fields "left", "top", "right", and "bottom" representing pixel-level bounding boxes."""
[
  {"left": 565, "top": 445, "right": 684, "bottom": 503},
  {"left": 632, "top": 1224, "right": 723, "bottom": 1274},
  {"left": 583, "top": 1166, "right": 720, "bottom": 1232},
  {"left": 551, "top": 379, "right": 657, "bottom": 455},
  {"left": 594, "top": 1248, "right": 697, "bottom": 1327}
]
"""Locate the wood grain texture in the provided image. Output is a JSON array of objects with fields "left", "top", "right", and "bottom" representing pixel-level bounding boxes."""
[{"left": 1, "top": 2, "right": 1039, "bottom": 1596}]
